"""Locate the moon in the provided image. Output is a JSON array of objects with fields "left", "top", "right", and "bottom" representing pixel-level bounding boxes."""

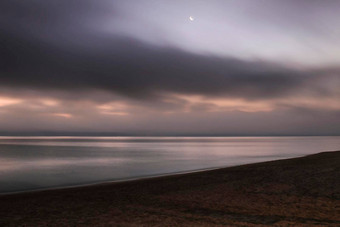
[{"left": 189, "top": 16, "right": 194, "bottom": 21}]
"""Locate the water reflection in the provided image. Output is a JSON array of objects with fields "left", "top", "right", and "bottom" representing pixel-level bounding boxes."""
[{"left": 0, "top": 136, "right": 339, "bottom": 193}]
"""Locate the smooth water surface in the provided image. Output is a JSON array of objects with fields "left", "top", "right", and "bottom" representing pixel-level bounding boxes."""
[{"left": 0, "top": 136, "right": 339, "bottom": 193}]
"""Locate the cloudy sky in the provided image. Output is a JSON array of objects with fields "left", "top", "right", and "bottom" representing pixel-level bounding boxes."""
[{"left": 0, "top": 0, "right": 339, "bottom": 135}]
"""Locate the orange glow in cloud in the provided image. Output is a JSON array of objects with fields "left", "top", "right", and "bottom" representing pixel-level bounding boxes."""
[
  {"left": 170, "top": 94, "right": 274, "bottom": 113},
  {"left": 97, "top": 102, "right": 129, "bottom": 116},
  {"left": 40, "top": 99, "right": 59, "bottom": 106},
  {"left": 0, "top": 97, "right": 22, "bottom": 107},
  {"left": 167, "top": 93, "right": 340, "bottom": 113},
  {"left": 52, "top": 113, "right": 73, "bottom": 118},
  {"left": 279, "top": 97, "right": 340, "bottom": 111},
  {"left": 101, "top": 111, "right": 129, "bottom": 116}
]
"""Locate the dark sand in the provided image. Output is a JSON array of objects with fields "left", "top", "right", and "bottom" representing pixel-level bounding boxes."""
[{"left": 1, "top": 151, "right": 339, "bottom": 226}]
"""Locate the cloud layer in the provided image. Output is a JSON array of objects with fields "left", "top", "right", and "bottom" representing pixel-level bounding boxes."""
[{"left": 0, "top": 0, "right": 339, "bottom": 135}]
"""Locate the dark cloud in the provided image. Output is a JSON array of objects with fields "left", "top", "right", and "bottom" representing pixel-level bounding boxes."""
[
  {"left": 1, "top": 0, "right": 339, "bottom": 102},
  {"left": 2, "top": 24, "right": 337, "bottom": 101},
  {"left": 0, "top": 0, "right": 111, "bottom": 33}
]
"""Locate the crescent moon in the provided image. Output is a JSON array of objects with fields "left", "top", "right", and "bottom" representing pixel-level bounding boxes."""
[{"left": 189, "top": 16, "right": 194, "bottom": 21}]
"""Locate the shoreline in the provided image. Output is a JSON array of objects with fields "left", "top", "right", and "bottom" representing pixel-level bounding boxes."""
[
  {"left": 1, "top": 150, "right": 339, "bottom": 226},
  {"left": 0, "top": 154, "right": 304, "bottom": 196},
  {"left": 0, "top": 165, "right": 230, "bottom": 196}
]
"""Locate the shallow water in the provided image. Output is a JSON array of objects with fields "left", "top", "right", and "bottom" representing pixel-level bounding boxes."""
[{"left": 0, "top": 136, "right": 339, "bottom": 194}]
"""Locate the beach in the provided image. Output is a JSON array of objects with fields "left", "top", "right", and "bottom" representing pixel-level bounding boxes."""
[
  {"left": 2, "top": 1, "right": 340, "bottom": 226},
  {"left": 1, "top": 150, "right": 339, "bottom": 226}
]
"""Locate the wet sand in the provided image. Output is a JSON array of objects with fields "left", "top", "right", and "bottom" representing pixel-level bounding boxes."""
[{"left": 1, "top": 151, "right": 339, "bottom": 226}]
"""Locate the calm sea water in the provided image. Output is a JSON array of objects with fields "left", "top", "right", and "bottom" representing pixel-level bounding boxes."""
[{"left": 0, "top": 136, "right": 339, "bottom": 194}]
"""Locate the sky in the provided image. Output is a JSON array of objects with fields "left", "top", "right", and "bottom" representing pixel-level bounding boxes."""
[{"left": 0, "top": 0, "right": 339, "bottom": 136}]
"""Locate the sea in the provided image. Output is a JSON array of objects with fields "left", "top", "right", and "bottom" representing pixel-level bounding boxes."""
[{"left": 0, "top": 136, "right": 339, "bottom": 194}]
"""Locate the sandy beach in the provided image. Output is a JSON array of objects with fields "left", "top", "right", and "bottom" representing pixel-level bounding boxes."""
[
  {"left": 2, "top": 0, "right": 340, "bottom": 226},
  {"left": 1, "top": 150, "right": 339, "bottom": 226}
]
